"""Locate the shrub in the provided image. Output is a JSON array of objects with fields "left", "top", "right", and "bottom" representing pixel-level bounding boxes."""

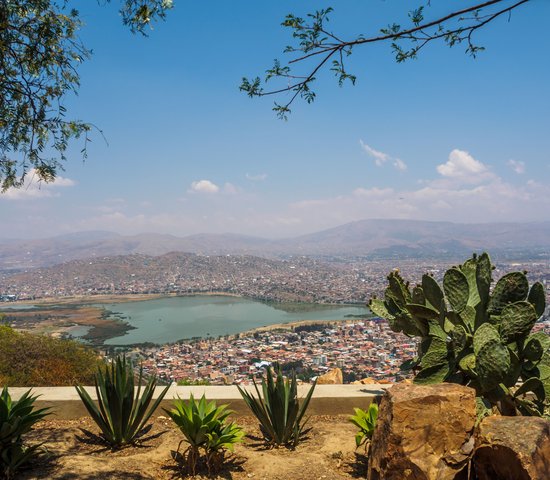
[
  {"left": 349, "top": 403, "right": 378, "bottom": 451},
  {"left": 369, "top": 252, "right": 550, "bottom": 416},
  {"left": 165, "top": 394, "right": 244, "bottom": 475},
  {"left": 75, "top": 355, "right": 169, "bottom": 448},
  {"left": 238, "top": 366, "right": 316, "bottom": 447},
  {"left": 176, "top": 378, "right": 211, "bottom": 386},
  {"left": 0, "top": 387, "right": 50, "bottom": 479},
  {"left": 0, "top": 325, "right": 101, "bottom": 386}
]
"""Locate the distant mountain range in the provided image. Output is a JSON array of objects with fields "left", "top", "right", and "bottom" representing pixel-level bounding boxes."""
[{"left": 1, "top": 219, "right": 550, "bottom": 271}]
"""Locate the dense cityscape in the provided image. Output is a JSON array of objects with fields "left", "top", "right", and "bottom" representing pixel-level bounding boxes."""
[
  {"left": 133, "top": 313, "right": 550, "bottom": 386},
  {"left": 2, "top": 252, "right": 550, "bottom": 305},
  {"left": 136, "top": 318, "right": 417, "bottom": 385},
  {"left": 2, "top": 252, "right": 550, "bottom": 384}
]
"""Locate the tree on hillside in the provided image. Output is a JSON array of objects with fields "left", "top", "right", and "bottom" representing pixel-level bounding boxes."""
[
  {"left": 240, "top": 0, "right": 531, "bottom": 119},
  {"left": 0, "top": 0, "right": 172, "bottom": 192}
]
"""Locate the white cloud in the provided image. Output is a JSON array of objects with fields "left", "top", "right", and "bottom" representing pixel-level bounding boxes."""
[
  {"left": 188, "top": 179, "right": 220, "bottom": 194},
  {"left": 246, "top": 173, "right": 267, "bottom": 181},
  {"left": 6, "top": 149, "right": 548, "bottom": 239},
  {"left": 2, "top": 169, "right": 75, "bottom": 200},
  {"left": 281, "top": 149, "right": 550, "bottom": 231},
  {"left": 352, "top": 187, "right": 394, "bottom": 197},
  {"left": 393, "top": 158, "right": 407, "bottom": 171},
  {"left": 359, "top": 140, "right": 406, "bottom": 171},
  {"left": 359, "top": 140, "right": 389, "bottom": 166},
  {"left": 436, "top": 149, "right": 489, "bottom": 180},
  {"left": 507, "top": 159, "right": 525, "bottom": 174}
]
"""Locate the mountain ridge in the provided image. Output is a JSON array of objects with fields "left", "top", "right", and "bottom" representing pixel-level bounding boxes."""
[{"left": 1, "top": 219, "right": 549, "bottom": 270}]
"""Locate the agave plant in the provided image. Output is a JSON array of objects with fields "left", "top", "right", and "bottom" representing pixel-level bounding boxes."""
[
  {"left": 238, "top": 366, "right": 316, "bottom": 448},
  {"left": 165, "top": 394, "right": 244, "bottom": 475},
  {"left": 75, "top": 355, "right": 170, "bottom": 448},
  {"left": 0, "top": 387, "right": 50, "bottom": 479},
  {"left": 349, "top": 403, "right": 378, "bottom": 451}
]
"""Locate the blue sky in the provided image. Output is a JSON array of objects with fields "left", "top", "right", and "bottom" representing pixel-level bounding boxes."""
[{"left": 2, "top": 0, "right": 550, "bottom": 239}]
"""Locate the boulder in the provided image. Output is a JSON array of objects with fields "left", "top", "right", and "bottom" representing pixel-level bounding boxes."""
[
  {"left": 368, "top": 382, "right": 476, "bottom": 480},
  {"left": 352, "top": 377, "right": 376, "bottom": 385},
  {"left": 316, "top": 368, "right": 343, "bottom": 384},
  {"left": 474, "top": 416, "right": 550, "bottom": 480}
]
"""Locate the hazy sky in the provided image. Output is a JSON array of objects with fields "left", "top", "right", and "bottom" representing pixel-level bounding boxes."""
[{"left": 2, "top": 1, "right": 549, "bottom": 239}]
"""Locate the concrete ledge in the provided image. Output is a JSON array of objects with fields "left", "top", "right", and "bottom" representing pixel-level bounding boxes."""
[{"left": 9, "top": 385, "right": 390, "bottom": 419}]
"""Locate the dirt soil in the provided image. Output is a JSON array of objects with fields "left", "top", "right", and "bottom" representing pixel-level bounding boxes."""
[{"left": 19, "top": 415, "right": 368, "bottom": 480}]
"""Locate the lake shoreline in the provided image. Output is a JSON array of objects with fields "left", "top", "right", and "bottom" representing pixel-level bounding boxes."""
[
  {"left": 0, "top": 291, "right": 363, "bottom": 309},
  {"left": 1, "top": 294, "right": 370, "bottom": 347}
]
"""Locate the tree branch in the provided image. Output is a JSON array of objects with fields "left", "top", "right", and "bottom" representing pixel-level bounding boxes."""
[{"left": 240, "top": 0, "right": 531, "bottom": 116}]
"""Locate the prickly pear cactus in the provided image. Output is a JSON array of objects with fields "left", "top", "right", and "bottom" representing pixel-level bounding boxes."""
[{"left": 369, "top": 253, "right": 550, "bottom": 417}]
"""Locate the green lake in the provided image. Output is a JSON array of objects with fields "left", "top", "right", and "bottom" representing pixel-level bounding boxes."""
[{"left": 93, "top": 296, "right": 370, "bottom": 345}]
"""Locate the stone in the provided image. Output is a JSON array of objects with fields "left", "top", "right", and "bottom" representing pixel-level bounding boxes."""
[
  {"left": 351, "top": 377, "right": 376, "bottom": 385},
  {"left": 316, "top": 368, "right": 343, "bottom": 385},
  {"left": 368, "top": 382, "right": 476, "bottom": 480},
  {"left": 474, "top": 416, "right": 550, "bottom": 480},
  {"left": 359, "top": 377, "right": 376, "bottom": 384}
]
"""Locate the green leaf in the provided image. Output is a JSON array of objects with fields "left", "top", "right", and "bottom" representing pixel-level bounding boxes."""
[
  {"left": 414, "top": 362, "right": 450, "bottom": 384},
  {"left": 499, "top": 301, "right": 537, "bottom": 343},
  {"left": 368, "top": 299, "right": 392, "bottom": 320},
  {"left": 0, "top": 387, "right": 50, "bottom": 476},
  {"left": 488, "top": 272, "right": 529, "bottom": 314},
  {"left": 514, "top": 377, "right": 543, "bottom": 398},
  {"left": 420, "top": 336, "right": 448, "bottom": 369},
  {"left": 475, "top": 253, "right": 492, "bottom": 307},
  {"left": 387, "top": 271, "right": 412, "bottom": 306},
  {"left": 450, "top": 324, "right": 469, "bottom": 352},
  {"left": 75, "top": 355, "right": 169, "bottom": 448},
  {"left": 459, "top": 305, "right": 476, "bottom": 333},
  {"left": 476, "top": 339, "right": 510, "bottom": 392},
  {"left": 524, "top": 332, "right": 550, "bottom": 362},
  {"left": 502, "top": 347, "right": 521, "bottom": 388},
  {"left": 428, "top": 319, "right": 447, "bottom": 340},
  {"left": 444, "top": 268, "right": 470, "bottom": 312},
  {"left": 460, "top": 257, "right": 481, "bottom": 308},
  {"left": 400, "top": 358, "right": 419, "bottom": 371},
  {"left": 422, "top": 274, "right": 444, "bottom": 310},
  {"left": 411, "top": 286, "right": 426, "bottom": 305},
  {"left": 405, "top": 303, "right": 440, "bottom": 320},
  {"left": 238, "top": 366, "right": 314, "bottom": 447},
  {"left": 473, "top": 322, "right": 501, "bottom": 356},
  {"left": 458, "top": 353, "right": 476, "bottom": 374},
  {"left": 528, "top": 282, "right": 546, "bottom": 317}
]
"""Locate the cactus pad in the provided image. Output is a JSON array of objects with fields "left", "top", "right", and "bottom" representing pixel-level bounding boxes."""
[
  {"left": 524, "top": 332, "right": 550, "bottom": 362},
  {"left": 499, "top": 301, "right": 537, "bottom": 343},
  {"left": 422, "top": 274, "right": 444, "bottom": 310},
  {"left": 370, "top": 252, "right": 550, "bottom": 416},
  {"left": 443, "top": 268, "right": 470, "bottom": 312},
  {"left": 488, "top": 272, "right": 529, "bottom": 314},
  {"left": 476, "top": 339, "right": 510, "bottom": 392},
  {"left": 474, "top": 322, "right": 501, "bottom": 356},
  {"left": 528, "top": 281, "right": 546, "bottom": 317}
]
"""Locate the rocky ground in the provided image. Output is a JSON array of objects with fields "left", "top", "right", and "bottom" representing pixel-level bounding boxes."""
[{"left": 20, "top": 415, "right": 367, "bottom": 480}]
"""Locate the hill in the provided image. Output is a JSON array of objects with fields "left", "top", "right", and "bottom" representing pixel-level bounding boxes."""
[
  {"left": 1, "top": 219, "right": 549, "bottom": 271},
  {"left": 0, "top": 324, "right": 101, "bottom": 386}
]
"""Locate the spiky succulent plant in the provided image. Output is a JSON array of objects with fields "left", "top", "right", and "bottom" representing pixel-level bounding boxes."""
[
  {"left": 238, "top": 366, "right": 316, "bottom": 447},
  {"left": 75, "top": 355, "right": 169, "bottom": 448},
  {"left": 369, "top": 252, "right": 549, "bottom": 417},
  {"left": 0, "top": 387, "right": 50, "bottom": 479}
]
